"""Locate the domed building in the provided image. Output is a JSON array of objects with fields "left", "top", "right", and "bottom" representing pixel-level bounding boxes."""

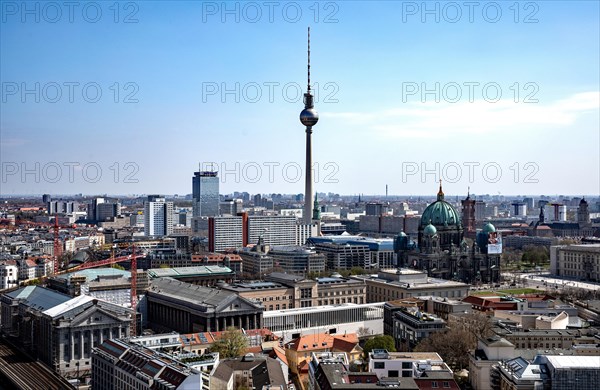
[
  {"left": 397, "top": 184, "right": 501, "bottom": 284},
  {"left": 417, "top": 182, "right": 463, "bottom": 251}
]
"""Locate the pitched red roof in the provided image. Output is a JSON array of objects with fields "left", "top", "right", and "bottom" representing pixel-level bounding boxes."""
[{"left": 286, "top": 333, "right": 359, "bottom": 353}]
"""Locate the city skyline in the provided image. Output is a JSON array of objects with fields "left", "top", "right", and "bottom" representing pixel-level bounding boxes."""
[{"left": 1, "top": 1, "right": 598, "bottom": 196}]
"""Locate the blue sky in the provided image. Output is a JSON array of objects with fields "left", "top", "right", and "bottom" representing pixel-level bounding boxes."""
[{"left": 1, "top": 1, "right": 598, "bottom": 197}]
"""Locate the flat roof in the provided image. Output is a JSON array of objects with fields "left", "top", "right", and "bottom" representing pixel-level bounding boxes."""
[
  {"left": 353, "top": 275, "right": 469, "bottom": 289},
  {"left": 43, "top": 294, "right": 96, "bottom": 317},
  {"left": 55, "top": 268, "right": 130, "bottom": 282},
  {"left": 263, "top": 302, "right": 385, "bottom": 317},
  {"left": 147, "top": 265, "right": 233, "bottom": 279},
  {"left": 543, "top": 355, "right": 600, "bottom": 369}
]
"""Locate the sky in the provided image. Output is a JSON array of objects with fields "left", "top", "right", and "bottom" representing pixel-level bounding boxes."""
[{"left": 1, "top": 0, "right": 599, "bottom": 197}]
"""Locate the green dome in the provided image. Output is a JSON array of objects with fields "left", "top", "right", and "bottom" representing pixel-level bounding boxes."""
[
  {"left": 423, "top": 223, "right": 437, "bottom": 236},
  {"left": 420, "top": 182, "right": 461, "bottom": 228},
  {"left": 482, "top": 222, "right": 496, "bottom": 234},
  {"left": 421, "top": 200, "right": 461, "bottom": 228}
]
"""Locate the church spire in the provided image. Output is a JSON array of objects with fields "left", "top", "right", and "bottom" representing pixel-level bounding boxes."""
[
  {"left": 312, "top": 192, "right": 321, "bottom": 221},
  {"left": 437, "top": 180, "right": 444, "bottom": 201}
]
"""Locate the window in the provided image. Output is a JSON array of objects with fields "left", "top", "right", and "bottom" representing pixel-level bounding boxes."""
[
  {"left": 432, "top": 382, "right": 438, "bottom": 388},
  {"left": 388, "top": 370, "right": 399, "bottom": 377},
  {"left": 443, "top": 381, "right": 450, "bottom": 388},
  {"left": 374, "top": 362, "right": 385, "bottom": 369},
  {"left": 402, "top": 362, "right": 412, "bottom": 369}
]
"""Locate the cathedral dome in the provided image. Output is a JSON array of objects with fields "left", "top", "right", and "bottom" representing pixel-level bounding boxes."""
[
  {"left": 420, "top": 182, "right": 461, "bottom": 228},
  {"left": 482, "top": 222, "right": 496, "bottom": 234},
  {"left": 423, "top": 223, "right": 437, "bottom": 236}
]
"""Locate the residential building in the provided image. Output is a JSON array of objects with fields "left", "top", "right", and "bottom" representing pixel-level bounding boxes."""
[
  {"left": 91, "top": 338, "right": 205, "bottom": 390},
  {"left": 207, "top": 214, "right": 318, "bottom": 252},
  {"left": 210, "top": 353, "right": 287, "bottom": 390},
  {"left": 388, "top": 305, "right": 446, "bottom": 351},
  {"left": 285, "top": 333, "right": 361, "bottom": 376},
  {"left": 310, "top": 352, "right": 408, "bottom": 390},
  {"left": 208, "top": 215, "right": 244, "bottom": 251},
  {"left": 144, "top": 195, "right": 173, "bottom": 237},
  {"left": 469, "top": 336, "right": 516, "bottom": 390},
  {"left": 0, "top": 259, "right": 19, "bottom": 289},
  {"left": 368, "top": 350, "right": 458, "bottom": 388}
]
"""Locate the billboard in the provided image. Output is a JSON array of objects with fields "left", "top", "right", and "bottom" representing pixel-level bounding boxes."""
[{"left": 487, "top": 232, "right": 502, "bottom": 254}]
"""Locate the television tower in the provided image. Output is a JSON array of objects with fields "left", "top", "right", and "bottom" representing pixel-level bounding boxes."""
[{"left": 300, "top": 27, "right": 319, "bottom": 223}]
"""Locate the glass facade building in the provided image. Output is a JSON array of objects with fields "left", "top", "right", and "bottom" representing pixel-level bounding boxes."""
[{"left": 192, "top": 171, "right": 219, "bottom": 217}]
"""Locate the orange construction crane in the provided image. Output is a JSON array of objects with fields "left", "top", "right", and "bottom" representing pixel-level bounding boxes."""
[{"left": 62, "top": 243, "right": 141, "bottom": 335}]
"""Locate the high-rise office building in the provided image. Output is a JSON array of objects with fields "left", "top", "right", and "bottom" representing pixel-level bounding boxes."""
[
  {"left": 87, "top": 197, "right": 120, "bottom": 222},
  {"left": 47, "top": 200, "right": 79, "bottom": 215},
  {"left": 144, "top": 195, "right": 173, "bottom": 237},
  {"left": 511, "top": 202, "right": 527, "bottom": 217},
  {"left": 208, "top": 214, "right": 318, "bottom": 252},
  {"left": 192, "top": 170, "right": 219, "bottom": 217}
]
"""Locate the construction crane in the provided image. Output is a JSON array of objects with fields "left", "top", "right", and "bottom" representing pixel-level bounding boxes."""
[
  {"left": 61, "top": 243, "right": 141, "bottom": 335},
  {"left": 8, "top": 216, "right": 69, "bottom": 275}
]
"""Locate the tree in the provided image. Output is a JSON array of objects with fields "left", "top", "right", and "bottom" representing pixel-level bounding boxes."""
[
  {"left": 414, "top": 328, "right": 471, "bottom": 370},
  {"left": 363, "top": 335, "right": 396, "bottom": 359},
  {"left": 357, "top": 327, "right": 372, "bottom": 338},
  {"left": 209, "top": 327, "right": 248, "bottom": 358},
  {"left": 350, "top": 267, "right": 366, "bottom": 275}
]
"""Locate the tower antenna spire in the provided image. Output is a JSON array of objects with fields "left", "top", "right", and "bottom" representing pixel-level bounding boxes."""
[{"left": 307, "top": 26, "right": 311, "bottom": 92}]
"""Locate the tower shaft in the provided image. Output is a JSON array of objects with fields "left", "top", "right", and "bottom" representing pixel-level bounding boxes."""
[
  {"left": 299, "top": 27, "right": 319, "bottom": 224},
  {"left": 304, "top": 127, "right": 313, "bottom": 223}
]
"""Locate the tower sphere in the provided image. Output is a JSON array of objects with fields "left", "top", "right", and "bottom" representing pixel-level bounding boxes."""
[{"left": 300, "top": 107, "right": 319, "bottom": 127}]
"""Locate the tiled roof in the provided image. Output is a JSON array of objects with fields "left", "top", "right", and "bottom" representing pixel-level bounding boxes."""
[{"left": 287, "top": 333, "right": 358, "bottom": 352}]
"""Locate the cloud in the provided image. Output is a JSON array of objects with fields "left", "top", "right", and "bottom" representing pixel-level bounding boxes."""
[{"left": 325, "top": 92, "right": 600, "bottom": 139}]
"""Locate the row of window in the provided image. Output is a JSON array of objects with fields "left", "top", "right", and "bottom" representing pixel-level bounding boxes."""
[
  {"left": 318, "top": 289, "right": 364, "bottom": 297},
  {"left": 261, "top": 295, "right": 293, "bottom": 301},
  {"left": 317, "top": 297, "right": 364, "bottom": 305}
]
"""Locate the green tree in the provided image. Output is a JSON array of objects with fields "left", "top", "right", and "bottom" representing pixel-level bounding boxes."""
[
  {"left": 363, "top": 335, "right": 396, "bottom": 359},
  {"left": 350, "top": 267, "right": 366, "bottom": 275},
  {"left": 209, "top": 327, "right": 248, "bottom": 358}
]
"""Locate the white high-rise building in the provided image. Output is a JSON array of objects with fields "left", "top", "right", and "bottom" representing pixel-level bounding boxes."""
[
  {"left": 0, "top": 260, "right": 19, "bottom": 290},
  {"left": 144, "top": 195, "right": 173, "bottom": 237}
]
